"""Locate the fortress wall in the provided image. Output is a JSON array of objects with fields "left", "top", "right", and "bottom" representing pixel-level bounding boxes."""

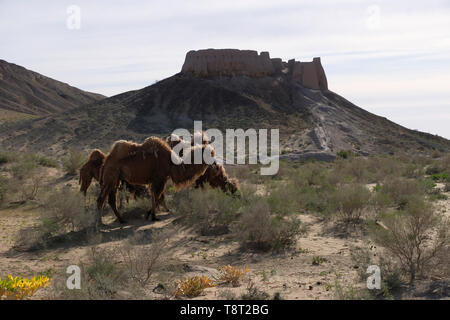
[{"left": 181, "top": 49, "right": 328, "bottom": 90}]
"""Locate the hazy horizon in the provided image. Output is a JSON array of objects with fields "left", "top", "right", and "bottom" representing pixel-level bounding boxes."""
[{"left": 1, "top": 0, "right": 449, "bottom": 139}]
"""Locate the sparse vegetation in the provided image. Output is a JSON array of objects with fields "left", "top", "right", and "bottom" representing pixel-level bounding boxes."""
[
  {"left": 174, "top": 275, "right": 216, "bottom": 298},
  {"left": 335, "top": 183, "right": 370, "bottom": 223},
  {"left": 234, "top": 199, "right": 303, "bottom": 251},
  {"left": 215, "top": 265, "right": 249, "bottom": 287},
  {"left": 63, "top": 148, "right": 85, "bottom": 176},
  {"left": 172, "top": 188, "right": 241, "bottom": 235},
  {"left": 369, "top": 199, "right": 450, "bottom": 284},
  {"left": 116, "top": 231, "right": 171, "bottom": 287},
  {"left": 2, "top": 148, "right": 450, "bottom": 301}
]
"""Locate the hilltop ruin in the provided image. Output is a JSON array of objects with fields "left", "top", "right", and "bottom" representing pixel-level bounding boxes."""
[{"left": 181, "top": 49, "right": 328, "bottom": 90}]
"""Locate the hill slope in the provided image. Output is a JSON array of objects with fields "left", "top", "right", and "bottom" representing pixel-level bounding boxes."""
[
  {"left": 0, "top": 59, "right": 105, "bottom": 116},
  {"left": 1, "top": 72, "right": 448, "bottom": 157}
]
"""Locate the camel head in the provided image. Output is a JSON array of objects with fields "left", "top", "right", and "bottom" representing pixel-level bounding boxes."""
[{"left": 225, "top": 178, "right": 240, "bottom": 196}]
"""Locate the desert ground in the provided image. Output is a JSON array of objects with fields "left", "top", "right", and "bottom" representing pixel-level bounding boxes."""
[{"left": 0, "top": 151, "right": 449, "bottom": 300}]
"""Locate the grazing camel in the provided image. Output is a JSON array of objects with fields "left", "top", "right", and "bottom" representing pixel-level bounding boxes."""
[
  {"left": 79, "top": 149, "right": 105, "bottom": 196},
  {"left": 166, "top": 133, "right": 240, "bottom": 195},
  {"left": 194, "top": 163, "right": 240, "bottom": 195},
  {"left": 79, "top": 149, "right": 151, "bottom": 203},
  {"left": 97, "top": 136, "right": 215, "bottom": 225}
]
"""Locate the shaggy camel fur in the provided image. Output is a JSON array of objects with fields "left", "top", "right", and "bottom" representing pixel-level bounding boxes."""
[
  {"left": 79, "top": 149, "right": 105, "bottom": 196},
  {"left": 97, "top": 136, "right": 215, "bottom": 224},
  {"left": 194, "top": 163, "right": 240, "bottom": 194},
  {"left": 79, "top": 149, "right": 151, "bottom": 203},
  {"left": 166, "top": 133, "right": 240, "bottom": 195}
]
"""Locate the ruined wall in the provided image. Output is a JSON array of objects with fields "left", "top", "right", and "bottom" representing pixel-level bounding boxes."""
[
  {"left": 181, "top": 49, "right": 275, "bottom": 77},
  {"left": 181, "top": 49, "right": 328, "bottom": 90}
]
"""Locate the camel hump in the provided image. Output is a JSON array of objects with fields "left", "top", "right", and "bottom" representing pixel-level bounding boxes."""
[
  {"left": 88, "top": 149, "right": 106, "bottom": 162},
  {"left": 108, "top": 140, "right": 140, "bottom": 160},
  {"left": 142, "top": 136, "right": 173, "bottom": 153}
]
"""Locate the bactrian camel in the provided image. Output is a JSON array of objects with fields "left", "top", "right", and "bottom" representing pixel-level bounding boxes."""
[{"left": 97, "top": 136, "right": 215, "bottom": 225}]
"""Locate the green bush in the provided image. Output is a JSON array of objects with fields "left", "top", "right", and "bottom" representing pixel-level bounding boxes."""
[
  {"left": 171, "top": 188, "right": 241, "bottom": 235},
  {"left": 63, "top": 149, "right": 85, "bottom": 176},
  {"left": 266, "top": 182, "right": 298, "bottom": 216},
  {"left": 430, "top": 172, "right": 450, "bottom": 182},
  {"left": 234, "top": 199, "right": 302, "bottom": 251},
  {"left": 42, "top": 186, "right": 95, "bottom": 234},
  {"left": 0, "top": 153, "right": 8, "bottom": 165},
  {"left": 369, "top": 199, "right": 450, "bottom": 284},
  {"left": 336, "top": 150, "right": 354, "bottom": 159},
  {"left": 335, "top": 184, "right": 371, "bottom": 222},
  {"left": 378, "top": 177, "right": 424, "bottom": 209}
]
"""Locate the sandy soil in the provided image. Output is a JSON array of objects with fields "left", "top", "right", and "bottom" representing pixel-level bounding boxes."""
[{"left": 0, "top": 176, "right": 448, "bottom": 300}]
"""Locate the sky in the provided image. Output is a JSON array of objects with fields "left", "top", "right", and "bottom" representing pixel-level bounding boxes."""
[{"left": 1, "top": 0, "right": 449, "bottom": 138}]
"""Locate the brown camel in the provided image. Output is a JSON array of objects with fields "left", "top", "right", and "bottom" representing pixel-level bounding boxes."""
[
  {"left": 79, "top": 149, "right": 151, "bottom": 203},
  {"left": 97, "top": 136, "right": 215, "bottom": 225},
  {"left": 194, "top": 163, "right": 240, "bottom": 195},
  {"left": 165, "top": 132, "right": 240, "bottom": 194},
  {"left": 79, "top": 149, "right": 105, "bottom": 196}
]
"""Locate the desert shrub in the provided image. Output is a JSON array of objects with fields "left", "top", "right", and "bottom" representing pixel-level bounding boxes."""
[
  {"left": 378, "top": 177, "right": 424, "bottom": 209},
  {"left": 240, "top": 280, "right": 269, "bottom": 300},
  {"left": 335, "top": 184, "right": 371, "bottom": 223},
  {"left": 42, "top": 186, "right": 95, "bottom": 234},
  {"left": 425, "top": 164, "right": 441, "bottom": 175},
  {"left": 336, "top": 150, "right": 354, "bottom": 159},
  {"left": 312, "top": 256, "right": 326, "bottom": 265},
  {"left": 332, "top": 280, "right": 372, "bottom": 300},
  {"left": 444, "top": 183, "right": 450, "bottom": 193},
  {"left": 369, "top": 199, "right": 450, "bottom": 284},
  {"left": 401, "top": 163, "right": 424, "bottom": 179},
  {"left": 292, "top": 161, "right": 329, "bottom": 187},
  {"left": 15, "top": 187, "right": 95, "bottom": 250},
  {"left": 174, "top": 275, "right": 216, "bottom": 298},
  {"left": 215, "top": 265, "right": 249, "bottom": 287},
  {"left": 366, "top": 156, "right": 403, "bottom": 182},
  {"left": 171, "top": 188, "right": 241, "bottom": 235},
  {"left": 85, "top": 247, "right": 124, "bottom": 299},
  {"left": 234, "top": 199, "right": 302, "bottom": 251},
  {"left": 225, "top": 164, "right": 263, "bottom": 184},
  {"left": 432, "top": 149, "right": 441, "bottom": 159},
  {"left": 7, "top": 157, "right": 43, "bottom": 203},
  {"left": 57, "top": 247, "right": 127, "bottom": 300},
  {"left": 63, "top": 148, "right": 85, "bottom": 176},
  {"left": 430, "top": 172, "right": 450, "bottom": 182},
  {"left": 116, "top": 231, "right": 171, "bottom": 287},
  {"left": 369, "top": 188, "right": 392, "bottom": 215},
  {"left": 0, "top": 152, "right": 8, "bottom": 165},
  {"left": 350, "top": 247, "right": 402, "bottom": 299},
  {"left": 266, "top": 181, "right": 298, "bottom": 216},
  {"left": 33, "top": 154, "right": 58, "bottom": 168}
]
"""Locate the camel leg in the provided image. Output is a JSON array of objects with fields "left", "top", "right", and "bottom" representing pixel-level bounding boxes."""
[
  {"left": 159, "top": 193, "right": 169, "bottom": 212},
  {"left": 146, "top": 191, "right": 158, "bottom": 221},
  {"left": 80, "top": 175, "right": 93, "bottom": 196},
  {"left": 108, "top": 189, "right": 125, "bottom": 224},
  {"left": 146, "top": 179, "right": 167, "bottom": 221},
  {"left": 96, "top": 185, "right": 110, "bottom": 229}
]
